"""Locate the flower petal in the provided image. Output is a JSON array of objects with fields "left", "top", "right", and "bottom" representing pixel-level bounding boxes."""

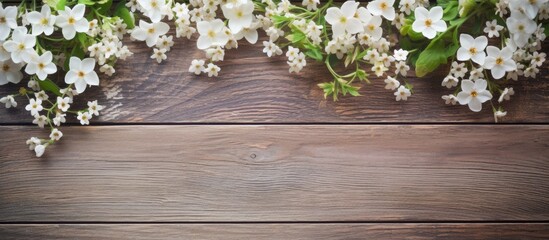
[
  {"left": 461, "top": 79, "right": 474, "bottom": 93},
  {"left": 468, "top": 97, "right": 482, "bottom": 112}
]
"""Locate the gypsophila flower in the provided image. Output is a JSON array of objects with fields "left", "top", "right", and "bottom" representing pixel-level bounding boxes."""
[
  {"left": 100, "top": 64, "right": 115, "bottom": 76},
  {"left": 498, "top": 87, "right": 515, "bottom": 103},
  {"left": 457, "top": 79, "right": 492, "bottom": 112},
  {"left": 156, "top": 35, "right": 174, "bottom": 51},
  {"left": 394, "top": 85, "right": 411, "bottom": 101},
  {"left": 204, "top": 63, "right": 220, "bottom": 77},
  {"left": 384, "top": 76, "right": 400, "bottom": 90},
  {"left": 88, "top": 100, "right": 104, "bottom": 116},
  {"left": 262, "top": 40, "right": 282, "bottom": 57},
  {"left": 151, "top": 48, "right": 167, "bottom": 63},
  {"left": 0, "top": 95, "right": 16, "bottom": 108},
  {"left": 34, "top": 91, "right": 49, "bottom": 101},
  {"left": 469, "top": 67, "right": 484, "bottom": 80},
  {"left": 25, "top": 98, "right": 43, "bottom": 116},
  {"left": 53, "top": 112, "right": 66, "bottom": 126},
  {"left": 302, "top": 0, "right": 320, "bottom": 10},
  {"left": 189, "top": 59, "right": 205, "bottom": 75},
  {"left": 57, "top": 97, "right": 71, "bottom": 112},
  {"left": 484, "top": 20, "right": 503, "bottom": 38},
  {"left": 450, "top": 62, "right": 467, "bottom": 78},
  {"left": 393, "top": 49, "right": 408, "bottom": 61},
  {"left": 131, "top": 20, "right": 170, "bottom": 47},
  {"left": 34, "top": 144, "right": 46, "bottom": 157},
  {"left": 442, "top": 94, "right": 458, "bottom": 105},
  {"left": 442, "top": 75, "right": 459, "bottom": 88},
  {"left": 50, "top": 128, "right": 63, "bottom": 141},
  {"left": 395, "top": 61, "right": 410, "bottom": 76},
  {"left": 206, "top": 47, "right": 225, "bottom": 61},
  {"left": 26, "top": 137, "right": 41, "bottom": 151},
  {"left": 77, "top": 111, "right": 92, "bottom": 125},
  {"left": 33, "top": 115, "right": 48, "bottom": 128}
]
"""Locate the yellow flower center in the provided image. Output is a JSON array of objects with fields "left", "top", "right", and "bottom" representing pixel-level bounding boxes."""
[
  {"left": 339, "top": 16, "right": 347, "bottom": 23},
  {"left": 380, "top": 2, "right": 387, "bottom": 10},
  {"left": 496, "top": 57, "right": 503, "bottom": 65},
  {"left": 148, "top": 28, "right": 155, "bottom": 34},
  {"left": 0, "top": 17, "right": 5, "bottom": 24},
  {"left": 41, "top": 18, "right": 49, "bottom": 25},
  {"left": 18, "top": 44, "right": 25, "bottom": 50},
  {"left": 68, "top": 17, "right": 76, "bottom": 25},
  {"left": 469, "top": 48, "right": 477, "bottom": 54},
  {"left": 424, "top": 19, "right": 432, "bottom": 27},
  {"left": 470, "top": 91, "right": 478, "bottom": 97},
  {"left": 38, "top": 63, "right": 45, "bottom": 69},
  {"left": 208, "top": 30, "right": 216, "bottom": 38},
  {"left": 78, "top": 71, "right": 85, "bottom": 78}
]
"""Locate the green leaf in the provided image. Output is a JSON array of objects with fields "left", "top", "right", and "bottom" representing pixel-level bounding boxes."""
[
  {"left": 442, "top": 1, "right": 459, "bottom": 21},
  {"left": 56, "top": 0, "right": 67, "bottom": 10},
  {"left": 318, "top": 82, "right": 335, "bottom": 99},
  {"left": 38, "top": 79, "right": 62, "bottom": 96},
  {"left": 115, "top": 2, "right": 135, "bottom": 29},
  {"left": 97, "top": 0, "right": 114, "bottom": 15},
  {"left": 414, "top": 39, "right": 449, "bottom": 77},
  {"left": 78, "top": 0, "right": 98, "bottom": 5},
  {"left": 272, "top": 15, "right": 291, "bottom": 28},
  {"left": 286, "top": 31, "right": 306, "bottom": 43},
  {"left": 305, "top": 49, "right": 323, "bottom": 61}
]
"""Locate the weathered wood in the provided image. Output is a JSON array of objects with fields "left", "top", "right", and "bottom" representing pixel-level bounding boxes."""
[
  {"left": 1, "top": 224, "right": 548, "bottom": 240},
  {"left": 1, "top": 125, "right": 547, "bottom": 222},
  {"left": 1, "top": 38, "right": 547, "bottom": 124}
]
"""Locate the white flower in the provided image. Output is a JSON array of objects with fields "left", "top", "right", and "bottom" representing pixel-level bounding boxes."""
[
  {"left": 3, "top": 27, "right": 36, "bottom": 63},
  {"left": 50, "top": 128, "right": 63, "bottom": 141},
  {"left": 222, "top": 0, "right": 254, "bottom": 33},
  {"left": 498, "top": 87, "right": 515, "bottom": 103},
  {"left": 53, "top": 112, "right": 66, "bottom": 126},
  {"left": 189, "top": 59, "right": 205, "bottom": 75},
  {"left": 286, "top": 46, "right": 300, "bottom": 61},
  {"left": 33, "top": 115, "right": 48, "bottom": 128},
  {"left": 156, "top": 35, "right": 174, "bottom": 51},
  {"left": 523, "top": 65, "right": 539, "bottom": 78},
  {"left": 457, "top": 34, "right": 487, "bottom": 65},
  {"left": 494, "top": 110, "right": 507, "bottom": 123},
  {"left": 34, "top": 144, "right": 46, "bottom": 157},
  {"left": 506, "top": 13, "right": 537, "bottom": 48},
  {"left": 412, "top": 6, "right": 447, "bottom": 39},
  {"left": 0, "top": 4, "right": 18, "bottom": 40},
  {"left": 399, "top": 0, "right": 415, "bottom": 15},
  {"left": 367, "top": 0, "right": 396, "bottom": 20},
  {"left": 358, "top": 9, "right": 383, "bottom": 41},
  {"left": 456, "top": 79, "right": 492, "bottom": 112},
  {"left": 205, "top": 47, "right": 225, "bottom": 62},
  {"left": 442, "top": 94, "right": 458, "bottom": 105},
  {"left": 393, "top": 49, "right": 408, "bottom": 61},
  {"left": 26, "top": 137, "right": 42, "bottom": 151},
  {"left": 509, "top": 0, "right": 548, "bottom": 19},
  {"left": 372, "top": 62, "right": 388, "bottom": 77},
  {"left": 442, "top": 75, "right": 459, "bottom": 88},
  {"left": 325, "top": 1, "right": 363, "bottom": 37},
  {"left": 0, "top": 59, "right": 23, "bottom": 85},
  {"left": 99, "top": 64, "right": 115, "bottom": 76},
  {"left": 56, "top": 4, "right": 89, "bottom": 40},
  {"left": 25, "top": 98, "right": 43, "bottom": 116},
  {"left": 137, "top": 0, "right": 168, "bottom": 23},
  {"left": 27, "top": 5, "right": 56, "bottom": 36},
  {"left": 302, "top": 0, "right": 320, "bottom": 10},
  {"left": 395, "top": 61, "right": 409, "bottom": 76},
  {"left": 57, "top": 96, "right": 71, "bottom": 112},
  {"left": 88, "top": 100, "right": 104, "bottom": 116},
  {"left": 469, "top": 67, "right": 484, "bottom": 80},
  {"left": 394, "top": 85, "right": 411, "bottom": 101},
  {"left": 65, "top": 57, "right": 100, "bottom": 94},
  {"left": 204, "top": 63, "right": 220, "bottom": 77},
  {"left": 151, "top": 48, "right": 167, "bottom": 63},
  {"left": 530, "top": 52, "right": 546, "bottom": 67},
  {"left": 196, "top": 19, "right": 229, "bottom": 50},
  {"left": 262, "top": 40, "right": 282, "bottom": 57},
  {"left": 0, "top": 95, "right": 16, "bottom": 108},
  {"left": 77, "top": 111, "right": 92, "bottom": 125},
  {"left": 25, "top": 51, "right": 57, "bottom": 80},
  {"left": 483, "top": 20, "right": 503, "bottom": 38},
  {"left": 34, "top": 91, "right": 49, "bottom": 101},
  {"left": 234, "top": 26, "right": 258, "bottom": 44},
  {"left": 131, "top": 20, "right": 170, "bottom": 47},
  {"left": 450, "top": 61, "right": 467, "bottom": 78},
  {"left": 484, "top": 46, "right": 517, "bottom": 79},
  {"left": 384, "top": 76, "right": 400, "bottom": 90}
]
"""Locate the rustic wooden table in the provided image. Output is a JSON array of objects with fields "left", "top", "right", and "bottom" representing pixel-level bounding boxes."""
[{"left": 1, "top": 36, "right": 548, "bottom": 239}]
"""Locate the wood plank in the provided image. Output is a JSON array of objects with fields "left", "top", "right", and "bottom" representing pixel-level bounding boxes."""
[
  {"left": 1, "top": 125, "right": 548, "bottom": 222},
  {"left": 1, "top": 38, "right": 548, "bottom": 124},
  {"left": 1, "top": 224, "right": 548, "bottom": 239}
]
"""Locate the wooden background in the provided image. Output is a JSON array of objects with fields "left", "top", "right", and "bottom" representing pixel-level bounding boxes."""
[{"left": 1, "top": 16, "right": 549, "bottom": 239}]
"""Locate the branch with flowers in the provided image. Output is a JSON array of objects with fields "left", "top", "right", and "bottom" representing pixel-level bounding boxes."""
[{"left": 0, "top": 0, "right": 547, "bottom": 157}]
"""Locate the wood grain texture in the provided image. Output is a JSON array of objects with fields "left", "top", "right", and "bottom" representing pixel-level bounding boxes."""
[
  {"left": 1, "top": 224, "right": 548, "bottom": 240},
  {"left": 1, "top": 38, "right": 548, "bottom": 124},
  {"left": 1, "top": 125, "right": 548, "bottom": 222}
]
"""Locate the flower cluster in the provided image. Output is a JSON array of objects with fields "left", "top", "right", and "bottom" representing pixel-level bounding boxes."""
[
  {"left": 1, "top": 0, "right": 548, "bottom": 157},
  {"left": 0, "top": 1, "right": 133, "bottom": 157}
]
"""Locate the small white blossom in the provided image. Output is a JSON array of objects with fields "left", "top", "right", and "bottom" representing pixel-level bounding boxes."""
[
  {"left": 156, "top": 35, "right": 174, "bottom": 51},
  {"left": 204, "top": 63, "right": 220, "bottom": 77},
  {"left": 367, "top": 0, "right": 396, "bottom": 21},
  {"left": 27, "top": 5, "right": 56, "bottom": 36},
  {"left": 56, "top": 4, "right": 89, "bottom": 40},
  {"left": 25, "top": 98, "right": 43, "bottom": 116},
  {"left": 302, "top": 0, "right": 320, "bottom": 10},
  {"left": 442, "top": 75, "right": 459, "bottom": 88},
  {"left": 442, "top": 94, "right": 458, "bottom": 105},
  {"left": 34, "top": 144, "right": 46, "bottom": 157},
  {"left": 137, "top": 0, "right": 168, "bottom": 23},
  {"left": 50, "top": 128, "right": 63, "bottom": 141},
  {"left": 494, "top": 110, "right": 507, "bottom": 123},
  {"left": 26, "top": 137, "right": 42, "bottom": 151},
  {"left": 262, "top": 40, "right": 282, "bottom": 57},
  {"left": 25, "top": 51, "right": 57, "bottom": 80},
  {"left": 65, "top": 57, "right": 100, "bottom": 94},
  {"left": 131, "top": 20, "right": 170, "bottom": 47},
  {"left": 450, "top": 62, "right": 468, "bottom": 78},
  {"left": 221, "top": 0, "right": 255, "bottom": 33},
  {"left": 393, "top": 49, "right": 408, "bottom": 61},
  {"left": 3, "top": 27, "right": 36, "bottom": 63},
  {"left": 151, "top": 48, "right": 167, "bottom": 63},
  {"left": 57, "top": 96, "right": 71, "bottom": 112},
  {"left": 189, "top": 59, "right": 205, "bottom": 75},
  {"left": 0, "top": 59, "right": 23, "bottom": 85},
  {"left": 484, "top": 46, "right": 517, "bottom": 80},
  {"left": 0, "top": 4, "right": 18, "bottom": 40},
  {"left": 457, "top": 34, "right": 488, "bottom": 65},
  {"left": 32, "top": 115, "right": 48, "bottom": 128},
  {"left": 498, "top": 87, "right": 515, "bottom": 103},
  {"left": 394, "top": 85, "right": 411, "bottom": 101},
  {"left": 53, "top": 112, "right": 66, "bottom": 126},
  {"left": 88, "top": 100, "right": 104, "bottom": 116},
  {"left": 196, "top": 19, "right": 229, "bottom": 50},
  {"left": 483, "top": 20, "right": 503, "bottom": 38},
  {"left": 77, "top": 111, "right": 92, "bottom": 125},
  {"left": 384, "top": 76, "right": 400, "bottom": 90},
  {"left": 412, "top": 6, "right": 447, "bottom": 39},
  {"left": 0, "top": 95, "right": 16, "bottom": 108},
  {"left": 457, "top": 79, "right": 492, "bottom": 112},
  {"left": 325, "top": 1, "right": 363, "bottom": 37}
]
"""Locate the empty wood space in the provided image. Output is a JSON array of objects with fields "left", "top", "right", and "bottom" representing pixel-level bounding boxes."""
[{"left": 1, "top": 11, "right": 548, "bottom": 238}]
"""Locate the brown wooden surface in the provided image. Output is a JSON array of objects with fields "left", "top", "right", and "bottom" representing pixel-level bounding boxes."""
[
  {"left": 0, "top": 38, "right": 548, "bottom": 124},
  {"left": 1, "top": 224, "right": 548, "bottom": 239},
  {"left": 1, "top": 125, "right": 547, "bottom": 222}
]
